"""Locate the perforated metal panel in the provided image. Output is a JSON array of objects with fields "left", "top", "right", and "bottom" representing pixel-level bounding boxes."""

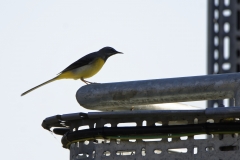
[
  {"left": 207, "top": 0, "right": 240, "bottom": 108},
  {"left": 70, "top": 134, "right": 240, "bottom": 160},
  {"left": 42, "top": 108, "right": 240, "bottom": 160}
]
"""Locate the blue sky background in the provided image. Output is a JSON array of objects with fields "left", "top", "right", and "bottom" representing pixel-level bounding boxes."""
[{"left": 0, "top": 1, "right": 206, "bottom": 159}]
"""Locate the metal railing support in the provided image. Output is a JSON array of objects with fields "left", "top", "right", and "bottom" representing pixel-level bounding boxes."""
[
  {"left": 207, "top": 0, "right": 240, "bottom": 108},
  {"left": 76, "top": 73, "right": 240, "bottom": 110}
]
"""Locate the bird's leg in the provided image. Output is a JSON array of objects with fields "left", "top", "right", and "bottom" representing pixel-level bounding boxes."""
[
  {"left": 81, "top": 78, "right": 90, "bottom": 84},
  {"left": 85, "top": 80, "right": 94, "bottom": 84},
  {"left": 81, "top": 78, "right": 94, "bottom": 84}
]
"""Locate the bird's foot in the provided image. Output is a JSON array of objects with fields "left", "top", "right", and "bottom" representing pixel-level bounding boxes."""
[
  {"left": 88, "top": 82, "right": 101, "bottom": 85},
  {"left": 81, "top": 78, "right": 100, "bottom": 85}
]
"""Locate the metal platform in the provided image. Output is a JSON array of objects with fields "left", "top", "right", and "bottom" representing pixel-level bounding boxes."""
[{"left": 42, "top": 107, "right": 240, "bottom": 160}]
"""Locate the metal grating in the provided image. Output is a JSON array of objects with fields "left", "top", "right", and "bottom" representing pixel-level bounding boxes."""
[
  {"left": 42, "top": 107, "right": 240, "bottom": 160},
  {"left": 70, "top": 134, "right": 240, "bottom": 160}
]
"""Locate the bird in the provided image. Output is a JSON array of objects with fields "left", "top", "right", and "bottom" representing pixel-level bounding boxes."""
[{"left": 21, "top": 46, "right": 122, "bottom": 96}]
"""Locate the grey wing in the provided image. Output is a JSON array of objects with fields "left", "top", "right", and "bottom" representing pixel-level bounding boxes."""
[{"left": 59, "top": 52, "right": 99, "bottom": 74}]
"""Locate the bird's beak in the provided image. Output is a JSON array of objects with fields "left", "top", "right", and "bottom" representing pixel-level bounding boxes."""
[{"left": 116, "top": 51, "right": 123, "bottom": 54}]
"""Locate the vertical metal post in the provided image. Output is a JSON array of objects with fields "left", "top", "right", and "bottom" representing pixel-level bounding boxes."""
[{"left": 207, "top": 0, "right": 240, "bottom": 108}]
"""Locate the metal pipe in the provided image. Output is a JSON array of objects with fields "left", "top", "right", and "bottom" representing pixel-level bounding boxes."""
[{"left": 76, "top": 73, "right": 240, "bottom": 110}]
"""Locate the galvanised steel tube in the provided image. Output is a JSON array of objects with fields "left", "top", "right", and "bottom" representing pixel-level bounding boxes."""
[{"left": 76, "top": 73, "right": 240, "bottom": 110}]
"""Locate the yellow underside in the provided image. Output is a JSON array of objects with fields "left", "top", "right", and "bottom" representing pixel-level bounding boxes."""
[{"left": 57, "top": 58, "right": 105, "bottom": 80}]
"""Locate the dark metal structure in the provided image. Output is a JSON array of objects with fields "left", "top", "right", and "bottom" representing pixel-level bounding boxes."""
[
  {"left": 43, "top": 107, "right": 240, "bottom": 160},
  {"left": 207, "top": 0, "right": 240, "bottom": 107}
]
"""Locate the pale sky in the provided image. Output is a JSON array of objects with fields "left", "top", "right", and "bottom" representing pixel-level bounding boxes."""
[{"left": 1, "top": 1, "right": 206, "bottom": 159}]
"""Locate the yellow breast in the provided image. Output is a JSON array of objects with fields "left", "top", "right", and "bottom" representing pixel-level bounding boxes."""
[{"left": 58, "top": 58, "right": 105, "bottom": 80}]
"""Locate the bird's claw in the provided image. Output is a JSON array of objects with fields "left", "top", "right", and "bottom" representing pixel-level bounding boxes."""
[{"left": 88, "top": 82, "right": 101, "bottom": 85}]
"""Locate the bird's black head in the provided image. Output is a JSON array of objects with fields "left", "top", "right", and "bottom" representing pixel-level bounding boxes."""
[{"left": 98, "top": 47, "right": 122, "bottom": 60}]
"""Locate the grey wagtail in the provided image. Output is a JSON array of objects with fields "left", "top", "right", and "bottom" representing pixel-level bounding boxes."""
[{"left": 21, "top": 47, "right": 122, "bottom": 96}]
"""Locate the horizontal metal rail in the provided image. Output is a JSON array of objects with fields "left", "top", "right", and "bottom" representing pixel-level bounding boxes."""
[
  {"left": 42, "top": 107, "right": 240, "bottom": 131},
  {"left": 76, "top": 73, "right": 240, "bottom": 110}
]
